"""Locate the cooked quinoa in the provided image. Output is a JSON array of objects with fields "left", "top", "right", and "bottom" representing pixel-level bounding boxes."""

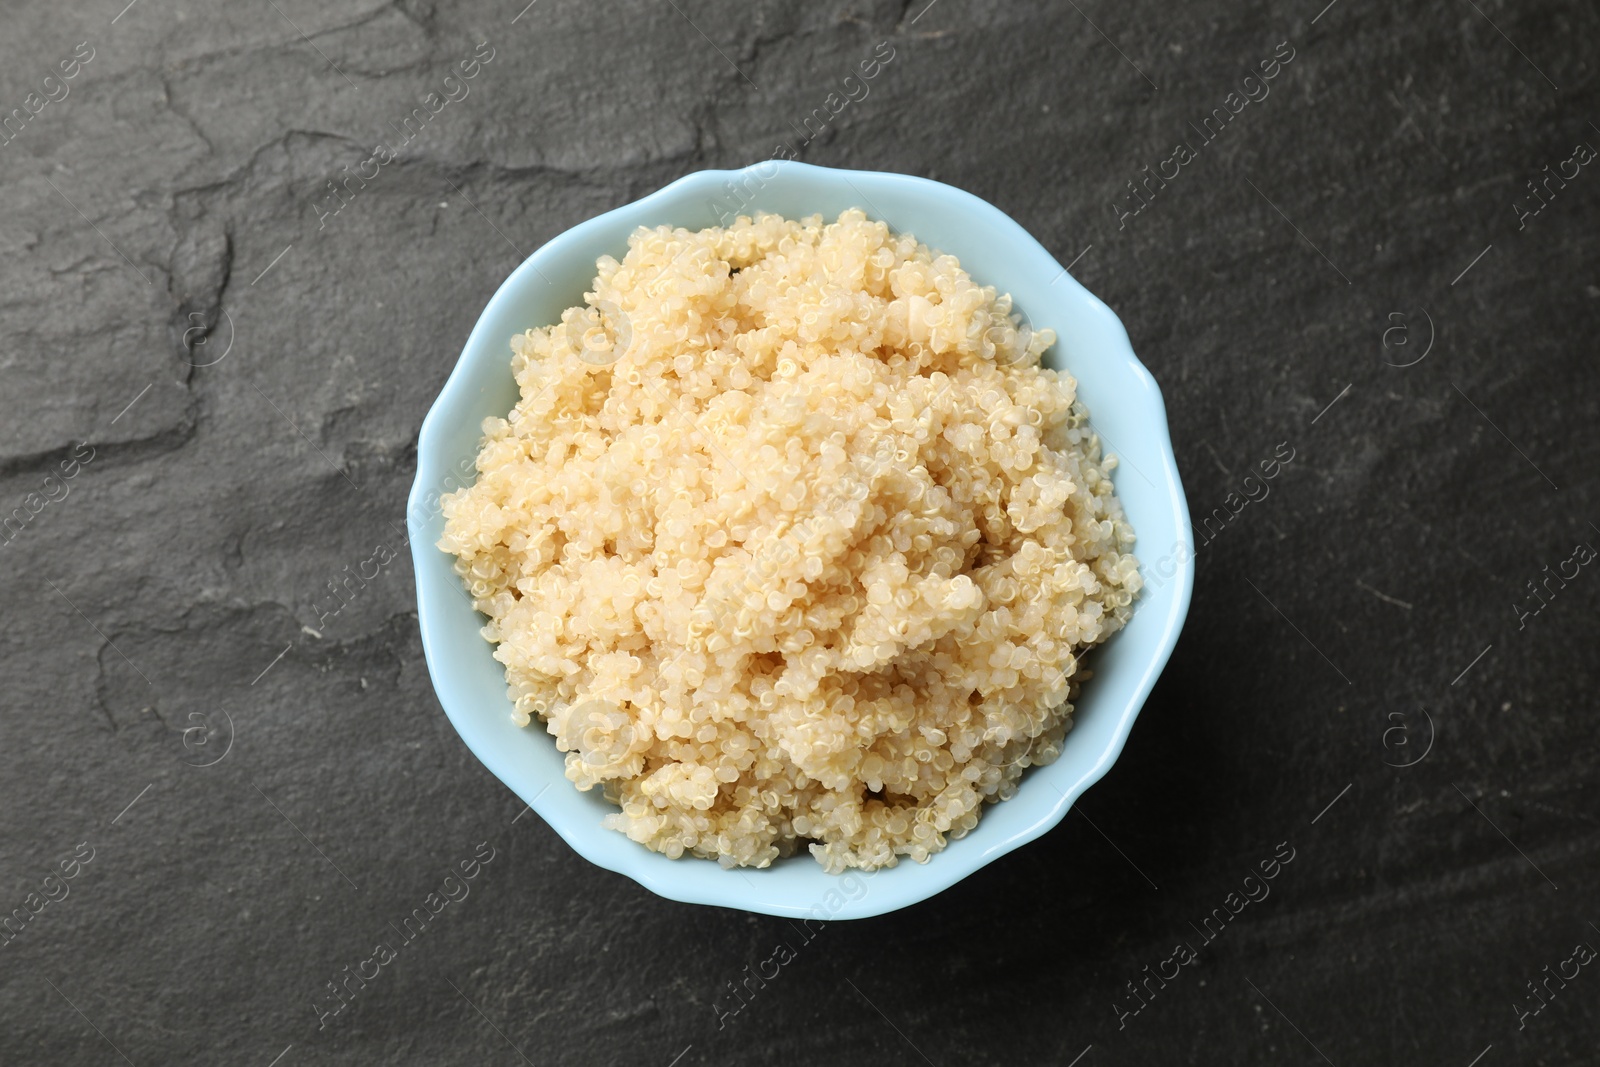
[{"left": 438, "top": 209, "right": 1140, "bottom": 872}]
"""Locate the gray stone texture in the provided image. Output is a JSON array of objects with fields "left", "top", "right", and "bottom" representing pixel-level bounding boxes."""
[{"left": 1, "top": 0, "right": 1597, "bottom": 1064}]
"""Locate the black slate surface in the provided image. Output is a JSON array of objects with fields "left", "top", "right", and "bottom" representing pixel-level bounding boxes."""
[{"left": 2, "top": 1, "right": 1598, "bottom": 1064}]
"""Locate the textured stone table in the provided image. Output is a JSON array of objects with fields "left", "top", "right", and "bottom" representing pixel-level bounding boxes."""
[{"left": 2, "top": 1, "right": 1597, "bottom": 1064}]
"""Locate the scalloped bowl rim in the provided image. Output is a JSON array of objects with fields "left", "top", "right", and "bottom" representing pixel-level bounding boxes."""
[{"left": 409, "top": 161, "right": 1194, "bottom": 920}]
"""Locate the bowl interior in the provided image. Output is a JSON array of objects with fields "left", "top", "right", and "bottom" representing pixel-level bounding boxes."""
[{"left": 408, "top": 161, "right": 1193, "bottom": 919}]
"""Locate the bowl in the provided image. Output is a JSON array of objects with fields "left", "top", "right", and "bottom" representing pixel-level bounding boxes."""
[{"left": 408, "top": 160, "right": 1194, "bottom": 919}]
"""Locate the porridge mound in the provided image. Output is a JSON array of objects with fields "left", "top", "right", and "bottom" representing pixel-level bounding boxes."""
[{"left": 439, "top": 209, "right": 1140, "bottom": 872}]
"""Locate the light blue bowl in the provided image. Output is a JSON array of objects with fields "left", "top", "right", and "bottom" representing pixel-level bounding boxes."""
[{"left": 408, "top": 161, "right": 1193, "bottom": 920}]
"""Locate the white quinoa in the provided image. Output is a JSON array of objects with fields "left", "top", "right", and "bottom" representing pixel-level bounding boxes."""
[{"left": 439, "top": 209, "right": 1140, "bottom": 872}]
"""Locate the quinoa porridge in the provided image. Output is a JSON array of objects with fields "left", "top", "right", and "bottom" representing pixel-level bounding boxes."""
[{"left": 438, "top": 209, "right": 1140, "bottom": 872}]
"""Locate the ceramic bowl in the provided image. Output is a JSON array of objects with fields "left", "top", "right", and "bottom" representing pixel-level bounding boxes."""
[{"left": 408, "top": 161, "right": 1193, "bottom": 919}]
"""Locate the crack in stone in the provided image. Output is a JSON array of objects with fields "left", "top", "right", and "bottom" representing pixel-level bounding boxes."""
[
  {"left": 83, "top": 595, "right": 420, "bottom": 735},
  {"left": 159, "top": 72, "right": 217, "bottom": 158},
  {"left": 294, "top": 0, "right": 432, "bottom": 47},
  {"left": 0, "top": 412, "right": 199, "bottom": 482}
]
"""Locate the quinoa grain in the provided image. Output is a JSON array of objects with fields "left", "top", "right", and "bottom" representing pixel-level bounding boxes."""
[{"left": 440, "top": 210, "right": 1139, "bottom": 872}]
